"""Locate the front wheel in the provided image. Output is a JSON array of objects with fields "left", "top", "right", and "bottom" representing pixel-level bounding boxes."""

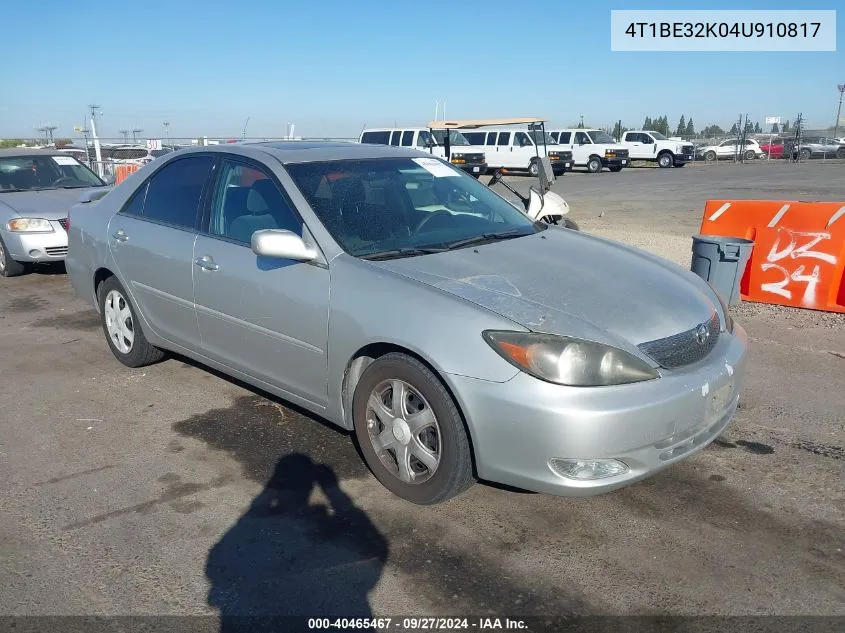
[
  {"left": 0, "top": 235, "right": 29, "bottom": 277},
  {"left": 352, "top": 353, "right": 475, "bottom": 505},
  {"left": 744, "top": 150, "right": 756, "bottom": 161},
  {"left": 657, "top": 152, "right": 674, "bottom": 168},
  {"left": 704, "top": 150, "right": 717, "bottom": 162},
  {"left": 586, "top": 157, "right": 602, "bottom": 173},
  {"left": 98, "top": 276, "right": 165, "bottom": 367}
]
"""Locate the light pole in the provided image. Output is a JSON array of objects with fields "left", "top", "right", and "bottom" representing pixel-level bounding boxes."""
[
  {"left": 834, "top": 84, "right": 845, "bottom": 140},
  {"left": 163, "top": 121, "right": 170, "bottom": 148}
]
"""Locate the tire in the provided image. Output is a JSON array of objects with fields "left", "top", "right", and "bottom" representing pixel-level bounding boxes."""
[
  {"left": 800, "top": 148, "right": 811, "bottom": 160},
  {"left": 586, "top": 157, "right": 602, "bottom": 173},
  {"left": 704, "top": 151, "right": 717, "bottom": 162},
  {"left": 0, "top": 235, "right": 28, "bottom": 277},
  {"left": 608, "top": 166, "right": 623, "bottom": 173},
  {"left": 657, "top": 152, "right": 674, "bottom": 168},
  {"left": 744, "top": 150, "right": 756, "bottom": 161},
  {"left": 97, "top": 276, "right": 165, "bottom": 368},
  {"left": 352, "top": 352, "right": 475, "bottom": 505},
  {"left": 562, "top": 217, "right": 580, "bottom": 230},
  {"left": 528, "top": 160, "right": 539, "bottom": 177},
  {"left": 837, "top": 147, "right": 845, "bottom": 159}
]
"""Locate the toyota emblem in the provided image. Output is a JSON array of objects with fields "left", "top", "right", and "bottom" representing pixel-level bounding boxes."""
[{"left": 695, "top": 323, "right": 710, "bottom": 345}]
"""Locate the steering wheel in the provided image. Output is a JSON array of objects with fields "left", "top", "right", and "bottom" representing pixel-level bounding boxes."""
[
  {"left": 414, "top": 210, "right": 453, "bottom": 233},
  {"left": 51, "top": 177, "right": 77, "bottom": 187}
]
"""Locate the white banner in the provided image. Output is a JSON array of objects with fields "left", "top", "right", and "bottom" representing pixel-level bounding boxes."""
[{"left": 765, "top": 116, "right": 781, "bottom": 124}]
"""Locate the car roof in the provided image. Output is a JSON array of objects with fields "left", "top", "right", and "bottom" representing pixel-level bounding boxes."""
[
  {"left": 168, "top": 141, "right": 431, "bottom": 164},
  {"left": 0, "top": 147, "right": 66, "bottom": 158}
]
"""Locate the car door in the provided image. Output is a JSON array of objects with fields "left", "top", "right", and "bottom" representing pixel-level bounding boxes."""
[
  {"left": 192, "top": 156, "right": 330, "bottom": 407},
  {"left": 717, "top": 140, "right": 735, "bottom": 157},
  {"left": 107, "top": 155, "right": 214, "bottom": 350},
  {"left": 496, "top": 132, "right": 515, "bottom": 167},
  {"left": 511, "top": 132, "right": 535, "bottom": 169},
  {"left": 624, "top": 132, "right": 647, "bottom": 159},
  {"left": 573, "top": 131, "right": 593, "bottom": 163}
]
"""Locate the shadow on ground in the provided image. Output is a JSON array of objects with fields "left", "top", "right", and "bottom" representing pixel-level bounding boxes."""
[{"left": 205, "top": 454, "right": 388, "bottom": 631}]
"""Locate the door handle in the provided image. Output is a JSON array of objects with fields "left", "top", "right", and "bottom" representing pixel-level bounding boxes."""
[
  {"left": 194, "top": 255, "right": 219, "bottom": 271},
  {"left": 112, "top": 229, "right": 129, "bottom": 242}
]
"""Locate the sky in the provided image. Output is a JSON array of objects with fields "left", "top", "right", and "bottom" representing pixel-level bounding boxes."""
[{"left": 2, "top": 0, "right": 843, "bottom": 141}]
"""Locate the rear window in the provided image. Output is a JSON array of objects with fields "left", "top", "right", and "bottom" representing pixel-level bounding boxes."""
[{"left": 361, "top": 131, "right": 390, "bottom": 145}]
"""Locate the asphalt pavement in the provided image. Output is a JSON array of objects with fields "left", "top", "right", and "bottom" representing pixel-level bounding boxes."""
[{"left": 1, "top": 161, "right": 843, "bottom": 627}]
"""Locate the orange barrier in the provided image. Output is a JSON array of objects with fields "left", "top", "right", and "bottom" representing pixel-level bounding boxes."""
[
  {"left": 114, "top": 163, "right": 141, "bottom": 185},
  {"left": 698, "top": 200, "right": 845, "bottom": 313}
]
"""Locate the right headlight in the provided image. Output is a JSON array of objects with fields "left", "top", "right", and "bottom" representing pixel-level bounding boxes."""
[
  {"left": 482, "top": 331, "right": 659, "bottom": 387},
  {"left": 7, "top": 218, "right": 55, "bottom": 233}
]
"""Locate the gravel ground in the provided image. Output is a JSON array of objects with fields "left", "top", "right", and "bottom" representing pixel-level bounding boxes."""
[{"left": 1, "top": 161, "right": 843, "bottom": 629}]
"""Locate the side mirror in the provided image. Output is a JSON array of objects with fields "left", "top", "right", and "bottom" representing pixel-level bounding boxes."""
[{"left": 251, "top": 229, "right": 316, "bottom": 262}]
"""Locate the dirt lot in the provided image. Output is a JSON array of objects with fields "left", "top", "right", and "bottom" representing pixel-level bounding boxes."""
[{"left": 1, "top": 161, "right": 843, "bottom": 627}]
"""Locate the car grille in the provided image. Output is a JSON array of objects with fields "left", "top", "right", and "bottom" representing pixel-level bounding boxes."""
[
  {"left": 58, "top": 218, "right": 69, "bottom": 230},
  {"left": 682, "top": 145, "right": 694, "bottom": 154},
  {"left": 463, "top": 153, "right": 485, "bottom": 164},
  {"left": 638, "top": 312, "right": 720, "bottom": 369},
  {"left": 45, "top": 246, "right": 68, "bottom": 257}
]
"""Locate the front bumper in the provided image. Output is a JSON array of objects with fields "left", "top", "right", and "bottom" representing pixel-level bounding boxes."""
[
  {"left": 445, "top": 324, "right": 749, "bottom": 497},
  {"left": 675, "top": 153, "right": 694, "bottom": 164},
  {"left": 552, "top": 160, "right": 573, "bottom": 174},
  {"left": 455, "top": 162, "right": 488, "bottom": 176},
  {"left": 601, "top": 156, "right": 628, "bottom": 167},
  {"left": 1, "top": 221, "right": 68, "bottom": 262}
]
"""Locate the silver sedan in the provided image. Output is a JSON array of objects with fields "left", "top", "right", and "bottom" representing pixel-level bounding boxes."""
[{"left": 66, "top": 142, "right": 748, "bottom": 505}]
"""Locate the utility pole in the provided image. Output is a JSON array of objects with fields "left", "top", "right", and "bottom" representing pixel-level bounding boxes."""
[
  {"left": 119, "top": 130, "right": 130, "bottom": 143},
  {"left": 792, "top": 113, "right": 803, "bottom": 163},
  {"left": 132, "top": 128, "right": 143, "bottom": 143},
  {"left": 579, "top": 114, "right": 584, "bottom": 128},
  {"left": 242, "top": 117, "right": 250, "bottom": 141},
  {"left": 163, "top": 121, "right": 170, "bottom": 148},
  {"left": 36, "top": 126, "right": 48, "bottom": 144},
  {"left": 44, "top": 125, "right": 57, "bottom": 144},
  {"left": 834, "top": 84, "right": 845, "bottom": 140},
  {"left": 88, "top": 104, "right": 103, "bottom": 178}
]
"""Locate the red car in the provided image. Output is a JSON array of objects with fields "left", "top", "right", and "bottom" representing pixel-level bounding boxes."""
[{"left": 758, "top": 137, "right": 786, "bottom": 159}]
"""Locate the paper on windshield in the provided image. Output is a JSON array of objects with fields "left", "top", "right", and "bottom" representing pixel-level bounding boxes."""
[
  {"left": 413, "top": 157, "right": 460, "bottom": 178},
  {"left": 51, "top": 156, "right": 78, "bottom": 166}
]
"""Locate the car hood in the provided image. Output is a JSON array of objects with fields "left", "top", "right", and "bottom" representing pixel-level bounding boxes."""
[
  {"left": 372, "top": 229, "right": 717, "bottom": 352},
  {"left": 0, "top": 188, "right": 102, "bottom": 220}
]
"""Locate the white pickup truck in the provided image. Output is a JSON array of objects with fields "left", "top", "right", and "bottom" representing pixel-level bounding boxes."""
[{"left": 620, "top": 130, "right": 695, "bottom": 168}]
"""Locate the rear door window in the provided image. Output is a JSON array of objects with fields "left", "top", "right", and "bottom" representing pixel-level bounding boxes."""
[
  {"left": 497, "top": 133, "right": 511, "bottom": 146},
  {"left": 140, "top": 156, "right": 214, "bottom": 229}
]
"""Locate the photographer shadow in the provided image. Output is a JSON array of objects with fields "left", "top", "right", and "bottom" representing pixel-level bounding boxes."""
[{"left": 206, "top": 453, "right": 389, "bottom": 632}]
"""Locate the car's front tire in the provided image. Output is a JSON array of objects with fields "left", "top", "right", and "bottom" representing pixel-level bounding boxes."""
[
  {"left": 98, "top": 276, "right": 165, "bottom": 367},
  {"left": 0, "top": 235, "right": 29, "bottom": 277},
  {"left": 704, "top": 150, "right": 717, "bottom": 162},
  {"left": 657, "top": 152, "right": 674, "bottom": 168},
  {"left": 586, "top": 157, "right": 602, "bottom": 173},
  {"left": 352, "top": 353, "right": 475, "bottom": 505}
]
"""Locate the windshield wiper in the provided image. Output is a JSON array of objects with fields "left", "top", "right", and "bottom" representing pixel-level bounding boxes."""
[
  {"left": 444, "top": 229, "right": 533, "bottom": 250},
  {"left": 360, "top": 246, "right": 449, "bottom": 261}
]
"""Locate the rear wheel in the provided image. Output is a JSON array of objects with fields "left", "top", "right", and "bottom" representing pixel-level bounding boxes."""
[
  {"left": 528, "top": 159, "right": 539, "bottom": 177},
  {"left": 352, "top": 353, "right": 475, "bottom": 505},
  {"left": 0, "top": 235, "right": 28, "bottom": 277},
  {"left": 98, "top": 276, "right": 165, "bottom": 367},
  {"left": 657, "top": 152, "right": 674, "bottom": 168},
  {"left": 586, "top": 157, "right": 602, "bottom": 173}
]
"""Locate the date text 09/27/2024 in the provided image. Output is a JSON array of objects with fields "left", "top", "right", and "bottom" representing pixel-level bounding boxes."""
[{"left": 307, "top": 617, "right": 529, "bottom": 630}]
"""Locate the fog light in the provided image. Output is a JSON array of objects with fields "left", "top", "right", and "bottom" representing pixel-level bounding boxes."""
[{"left": 549, "top": 458, "right": 629, "bottom": 481}]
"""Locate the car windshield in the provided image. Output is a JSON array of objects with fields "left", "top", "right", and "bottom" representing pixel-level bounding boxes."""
[
  {"left": 285, "top": 157, "right": 542, "bottom": 259},
  {"left": 649, "top": 132, "right": 668, "bottom": 140},
  {"left": 431, "top": 130, "right": 470, "bottom": 146},
  {"left": 0, "top": 155, "right": 106, "bottom": 192},
  {"left": 529, "top": 131, "right": 556, "bottom": 145},
  {"left": 587, "top": 131, "right": 615, "bottom": 143}
]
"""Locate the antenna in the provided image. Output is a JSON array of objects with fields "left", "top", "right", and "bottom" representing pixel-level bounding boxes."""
[{"left": 119, "top": 129, "right": 130, "bottom": 143}]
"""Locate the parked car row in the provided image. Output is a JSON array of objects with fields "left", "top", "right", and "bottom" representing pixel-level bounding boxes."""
[{"left": 693, "top": 136, "right": 845, "bottom": 161}]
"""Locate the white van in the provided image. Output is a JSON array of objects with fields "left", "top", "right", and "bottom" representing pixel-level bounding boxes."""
[
  {"left": 549, "top": 129, "right": 629, "bottom": 173},
  {"left": 358, "top": 127, "right": 487, "bottom": 176},
  {"left": 460, "top": 128, "right": 572, "bottom": 176}
]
